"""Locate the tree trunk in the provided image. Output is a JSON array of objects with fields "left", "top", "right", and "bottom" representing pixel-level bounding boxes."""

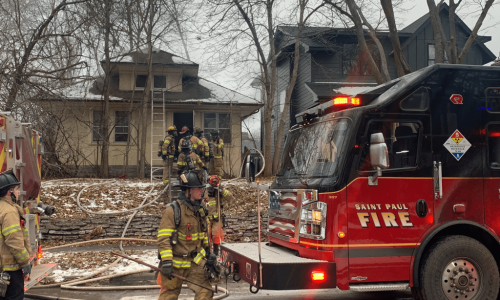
[
  {"left": 100, "top": 0, "right": 111, "bottom": 178},
  {"left": 346, "top": 0, "right": 384, "bottom": 84},
  {"left": 355, "top": 3, "right": 391, "bottom": 82},
  {"left": 381, "top": 0, "right": 411, "bottom": 76},
  {"left": 457, "top": 0, "right": 494, "bottom": 64},
  {"left": 427, "top": 0, "right": 445, "bottom": 64},
  {"left": 448, "top": 0, "right": 461, "bottom": 63}
]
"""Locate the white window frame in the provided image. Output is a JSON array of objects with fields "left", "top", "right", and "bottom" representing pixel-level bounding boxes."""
[
  {"left": 114, "top": 111, "right": 129, "bottom": 143},
  {"left": 203, "top": 112, "right": 231, "bottom": 144}
]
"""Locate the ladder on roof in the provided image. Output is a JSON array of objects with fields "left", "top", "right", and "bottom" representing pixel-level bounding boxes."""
[{"left": 150, "top": 90, "right": 165, "bottom": 181}]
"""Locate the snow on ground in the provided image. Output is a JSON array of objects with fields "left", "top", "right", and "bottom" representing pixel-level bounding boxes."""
[{"left": 41, "top": 249, "right": 159, "bottom": 283}]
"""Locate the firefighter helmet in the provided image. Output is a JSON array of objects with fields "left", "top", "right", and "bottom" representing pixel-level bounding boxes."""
[
  {"left": 208, "top": 175, "right": 220, "bottom": 187},
  {"left": 0, "top": 170, "right": 21, "bottom": 191},
  {"left": 167, "top": 125, "right": 177, "bottom": 132},
  {"left": 177, "top": 170, "right": 206, "bottom": 190},
  {"left": 211, "top": 130, "right": 219, "bottom": 139},
  {"left": 180, "top": 140, "right": 192, "bottom": 153},
  {"left": 180, "top": 126, "right": 190, "bottom": 135}
]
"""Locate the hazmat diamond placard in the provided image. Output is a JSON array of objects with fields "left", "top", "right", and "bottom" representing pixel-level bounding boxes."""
[{"left": 444, "top": 130, "right": 471, "bottom": 161}]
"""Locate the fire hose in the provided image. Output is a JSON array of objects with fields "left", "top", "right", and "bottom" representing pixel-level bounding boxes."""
[
  {"left": 31, "top": 180, "right": 229, "bottom": 299},
  {"left": 226, "top": 148, "right": 265, "bottom": 183}
]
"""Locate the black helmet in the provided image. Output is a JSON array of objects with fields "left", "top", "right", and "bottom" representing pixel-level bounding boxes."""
[
  {"left": 180, "top": 140, "right": 192, "bottom": 153},
  {"left": 177, "top": 170, "right": 206, "bottom": 190},
  {"left": 0, "top": 170, "right": 21, "bottom": 191},
  {"left": 211, "top": 130, "right": 219, "bottom": 139}
]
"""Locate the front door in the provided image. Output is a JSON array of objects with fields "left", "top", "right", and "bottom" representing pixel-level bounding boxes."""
[
  {"left": 173, "top": 112, "right": 193, "bottom": 148},
  {"left": 347, "top": 115, "right": 434, "bottom": 283}
]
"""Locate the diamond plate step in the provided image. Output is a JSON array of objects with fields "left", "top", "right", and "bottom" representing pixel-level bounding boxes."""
[
  {"left": 24, "top": 263, "right": 57, "bottom": 291},
  {"left": 349, "top": 282, "right": 409, "bottom": 292}
]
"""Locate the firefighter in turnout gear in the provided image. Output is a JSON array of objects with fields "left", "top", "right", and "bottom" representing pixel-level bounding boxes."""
[
  {"left": 194, "top": 127, "right": 210, "bottom": 163},
  {"left": 206, "top": 175, "right": 232, "bottom": 256},
  {"left": 157, "top": 170, "right": 214, "bottom": 300},
  {"left": 209, "top": 130, "right": 224, "bottom": 176},
  {"left": 161, "top": 126, "right": 178, "bottom": 185},
  {"left": 177, "top": 140, "right": 205, "bottom": 175},
  {"left": 0, "top": 170, "right": 33, "bottom": 300},
  {"left": 178, "top": 126, "right": 204, "bottom": 156}
]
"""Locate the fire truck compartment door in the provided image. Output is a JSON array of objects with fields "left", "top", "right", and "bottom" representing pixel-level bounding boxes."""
[
  {"left": 221, "top": 243, "right": 336, "bottom": 290},
  {"left": 347, "top": 115, "right": 433, "bottom": 283}
]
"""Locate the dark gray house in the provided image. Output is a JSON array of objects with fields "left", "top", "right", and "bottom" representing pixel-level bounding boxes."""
[{"left": 262, "top": 4, "right": 496, "bottom": 156}]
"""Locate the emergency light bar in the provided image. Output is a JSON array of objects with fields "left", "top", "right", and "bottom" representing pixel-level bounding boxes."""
[{"left": 294, "top": 95, "right": 364, "bottom": 125}]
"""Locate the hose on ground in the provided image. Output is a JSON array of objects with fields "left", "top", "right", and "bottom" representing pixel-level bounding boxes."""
[
  {"left": 25, "top": 293, "right": 82, "bottom": 300},
  {"left": 76, "top": 180, "right": 168, "bottom": 215},
  {"left": 119, "top": 183, "right": 168, "bottom": 253},
  {"left": 44, "top": 238, "right": 156, "bottom": 251}
]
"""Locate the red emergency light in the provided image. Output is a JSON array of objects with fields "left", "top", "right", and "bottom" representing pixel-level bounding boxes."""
[
  {"left": 37, "top": 246, "right": 43, "bottom": 259},
  {"left": 311, "top": 270, "right": 326, "bottom": 281},
  {"left": 333, "top": 97, "right": 361, "bottom": 106}
]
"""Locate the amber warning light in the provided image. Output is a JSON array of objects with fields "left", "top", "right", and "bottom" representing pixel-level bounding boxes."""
[
  {"left": 312, "top": 270, "right": 326, "bottom": 281},
  {"left": 333, "top": 96, "right": 361, "bottom": 106}
]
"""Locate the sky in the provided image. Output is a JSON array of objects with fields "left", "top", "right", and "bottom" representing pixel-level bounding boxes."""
[{"left": 177, "top": 1, "right": 500, "bottom": 133}]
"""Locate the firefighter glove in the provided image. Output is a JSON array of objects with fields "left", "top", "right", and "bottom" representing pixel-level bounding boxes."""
[
  {"left": 160, "top": 260, "right": 174, "bottom": 280},
  {"left": 203, "top": 166, "right": 208, "bottom": 172},
  {"left": 204, "top": 253, "right": 220, "bottom": 278},
  {"left": 22, "top": 264, "right": 31, "bottom": 277},
  {"left": 205, "top": 156, "right": 210, "bottom": 163},
  {"left": 161, "top": 155, "right": 167, "bottom": 160},
  {"left": 157, "top": 151, "right": 162, "bottom": 157}
]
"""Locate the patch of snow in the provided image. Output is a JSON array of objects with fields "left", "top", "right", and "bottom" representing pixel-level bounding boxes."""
[
  {"left": 332, "top": 86, "right": 371, "bottom": 96},
  {"left": 172, "top": 56, "right": 195, "bottom": 64},
  {"left": 198, "top": 79, "right": 260, "bottom": 105},
  {"left": 56, "top": 81, "right": 123, "bottom": 101}
]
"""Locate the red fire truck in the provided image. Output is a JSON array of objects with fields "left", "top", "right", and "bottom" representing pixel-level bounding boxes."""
[
  {"left": 0, "top": 112, "right": 56, "bottom": 290},
  {"left": 221, "top": 64, "right": 500, "bottom": 299}
]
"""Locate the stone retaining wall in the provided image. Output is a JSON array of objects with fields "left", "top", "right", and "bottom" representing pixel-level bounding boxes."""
[{"left": 40, "top": 212, "right": 269, "bottom": 242}]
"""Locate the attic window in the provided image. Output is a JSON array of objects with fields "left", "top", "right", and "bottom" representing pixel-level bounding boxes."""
[
  {"left": 136, "top": 75, "right": 147, "bottom": 88},
  {"left": 135, "top": 75, "right": 167, "bottom": 89}
]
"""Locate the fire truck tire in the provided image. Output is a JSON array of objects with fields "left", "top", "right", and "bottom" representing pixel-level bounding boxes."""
[{"left": 412, "top": 235, "right": 499, "bottom": 300}]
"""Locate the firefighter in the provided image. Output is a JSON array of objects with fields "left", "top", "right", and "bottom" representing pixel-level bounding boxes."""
[
  {"left": 206, "top": 175, "right": 232, "bottom": 256},
  {"left": 209, "top": 130, "right": 224, "bottom": 176},
  {"left": 0, "top": 170, "right": 32, "bottom": 300},
  {"left": 193, "top": 127, "right": 210, "bottom": 163},
  {"left": 177, "top": 140, "right": 206, "bottom": 175},
  {"left": 161, "top": 126, "right": 178, "bottom": 185},
  {"left": 178, "top": 126, "right": 203, "bottom": 156},
  {"left": 157, "top": 170, "right": 215, "bottom": 300}
]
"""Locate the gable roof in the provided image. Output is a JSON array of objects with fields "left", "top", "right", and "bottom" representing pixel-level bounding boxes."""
[{"left": 397, "top": 3, "right": 495, "bottom": 63}]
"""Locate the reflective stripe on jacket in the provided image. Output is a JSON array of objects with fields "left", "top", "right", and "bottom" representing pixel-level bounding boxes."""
[
  {"left": 0, "top": 196, "right": 32, "bottom": 271},
  {"left": 207, "top": 189, "right": 233, "bottom": 219},
  {"left": 157, "top": 199, "right": 209, "bottom": 268}
]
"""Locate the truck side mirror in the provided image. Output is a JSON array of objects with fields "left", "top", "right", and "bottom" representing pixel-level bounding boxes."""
[
  {"left": 368, "top": 133, "right": 389, "bottom": 186},
  {"left": 245, "top": 154, "right": 260, "bottom": 183}
]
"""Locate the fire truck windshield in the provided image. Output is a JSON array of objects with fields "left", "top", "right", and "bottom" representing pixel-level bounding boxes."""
[{"left": 278, "top": 119, "right": 350, "bottom": 179}]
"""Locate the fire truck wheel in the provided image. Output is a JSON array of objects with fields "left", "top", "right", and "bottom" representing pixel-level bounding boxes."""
[{"left": 412, "top": 235, "right": 499, "bottom": 300}]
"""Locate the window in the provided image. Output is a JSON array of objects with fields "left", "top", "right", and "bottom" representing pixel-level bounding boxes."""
[
  {"left": 135, "top": 75, "right": 147, "bottom": 88},
  {"left": 135, "top": 75, "right": 167, "bottom": 89},
  {"left": 154, "top": 75, "right": 166, "bottom": 89},
  {"left": 487, "top": 123, "right": 500, "bottom": 168},
  {"left": 92, "top": 110, "right": 104, "bottom": 142},
  {"left": 204, "top": 113, "right": 231, "bottom": 143},
  {"left": 400, "top": 87, "right": 430, "bottom": 111},
  {"left": 428, "top": 44, "right": 448, "bottom": 66},
  {"left": 342, "top": 44, "right": 380, "bottom": 76},
  {"left": 359, "top": 121, "right": 420, "bottom": 171},
  {"left": 114, "top": 111, "right": 129, "bottom": 142}
]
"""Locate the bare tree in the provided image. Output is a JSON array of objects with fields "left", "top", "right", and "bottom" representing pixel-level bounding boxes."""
[{"left": 427, "top": 0, "right": 495, "bottom": 64}]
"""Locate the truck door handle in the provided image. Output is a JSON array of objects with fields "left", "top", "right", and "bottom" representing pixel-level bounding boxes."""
[
  {"left": 433, "top": 161, "right": 442, "bottom": 199},
  {"left": 416, "top": 199, "right": 428, "bottom": 218}
]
